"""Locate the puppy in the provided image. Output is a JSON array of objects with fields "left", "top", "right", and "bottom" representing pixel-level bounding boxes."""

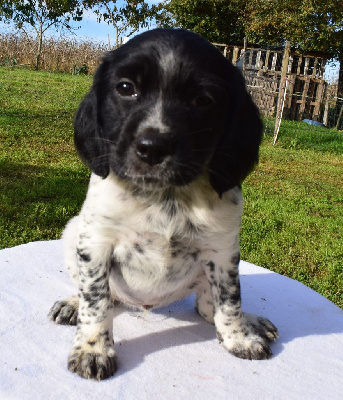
[{"left": 49, "top": 28, "right": 278, "bottom": 380}]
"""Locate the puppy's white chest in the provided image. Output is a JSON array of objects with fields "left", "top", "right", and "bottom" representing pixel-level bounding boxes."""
[
  {"left": 110, "top": 231, "right": 202, "bottom": 308},
  {"left": 82, "top": 173, "right": 242, "bottom": 308}
]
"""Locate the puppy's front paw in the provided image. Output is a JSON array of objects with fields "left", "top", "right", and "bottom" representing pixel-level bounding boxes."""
[
  {"left": 217, "top": 313, "right": 278, "bottom": 360},
  {"left": 49, "top": 296, "right": 79, "bottom": 326},
  {"left": 68, "top": 344, "right": 117, "bottom": 380}
]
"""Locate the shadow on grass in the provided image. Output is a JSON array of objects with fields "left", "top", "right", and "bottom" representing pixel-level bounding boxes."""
[{"left": 0, "top": 160, "right": 89, "bottom": 248}]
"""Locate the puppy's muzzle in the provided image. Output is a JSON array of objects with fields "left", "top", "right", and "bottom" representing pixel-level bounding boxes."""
[{"left": 135, "top": 129, "right": 174, "bottom": 166}]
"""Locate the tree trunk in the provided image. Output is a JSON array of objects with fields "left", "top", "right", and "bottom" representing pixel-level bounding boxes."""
[
  {"left": 115, "top": 26, "right": 120, "bottom": 48},
  {"left": 336, "top": 56, "right": 343, "bottom": 129},
  {"left": 337, "top": 56, "right": 343, "bottom": 99},
  {"left": 35, "top": 26, "right": 43, "bottom": 70}
]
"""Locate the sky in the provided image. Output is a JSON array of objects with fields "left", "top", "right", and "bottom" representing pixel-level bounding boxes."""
[{"left": 66, "top": 1, "right": 161, "bottom": 44}]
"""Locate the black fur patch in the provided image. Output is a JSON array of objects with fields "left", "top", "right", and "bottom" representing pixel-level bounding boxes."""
[
  {"left": 77, "top": 248, "right": 91, "bottom": 263},
  {"left": 134, "top": 243, "right": 144, "bottom": 254},
  {"left": 206, "top": 261, "right": 215, "bottom": 272},
  {"left": 231, "top": 252, "right": 241, "bottom": 266}
]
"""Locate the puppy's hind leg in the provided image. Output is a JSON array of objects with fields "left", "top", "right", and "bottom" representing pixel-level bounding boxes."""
[
  {"left": 194, "top": 276, "right": 214, "bottom": 324},
  {"left": 48, "top": 217, "right": 80, "bottom": 325},
  {"left": 62, "top": 216, "right": 80, "bottom": 284}
]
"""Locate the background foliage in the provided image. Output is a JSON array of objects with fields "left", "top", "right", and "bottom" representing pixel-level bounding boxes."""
[
  {"left": 159, "top": 0, "right": 343, "bottom": 93},
  {"left": 159, "top": 0, "right": 343, "bottom": 55}
]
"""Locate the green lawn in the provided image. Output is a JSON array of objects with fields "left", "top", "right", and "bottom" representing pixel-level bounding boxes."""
[
  {"left": 0, "top": 68, "right": 91, "bottom": 244},
  {"left": 1, "top": 67, "right": 342, "bottom": 308}
]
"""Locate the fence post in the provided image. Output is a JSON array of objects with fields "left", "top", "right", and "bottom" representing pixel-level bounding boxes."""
[
  {"left": 243, "top": 37, "right": 247, "bottom": 73},
  {"left": 299, "top": 78, "right": 310, "bottom": 119},
  {"left": 313, "top": 80, "right": 326, "bottom": 121},
  {"left": 336, "top": 103, "right": 343, "bottom": 130},
  {"left": 232, "top": 47, "right": 239, "bottom": 65},
  {"left": 297, "top": 55, "right": 303, "bottom": 75},
  {"left": 265, "top": 50, "right": 271, "bottom": 69},
  {"left": 273, "top": 41, "right": 291, "bottom": 145},
  {"left": 323, "top": 97, "right": 329, "bottom": 126}
]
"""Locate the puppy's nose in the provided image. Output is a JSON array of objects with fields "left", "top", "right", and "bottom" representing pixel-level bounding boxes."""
[{"left": 135, "top": 131, "right": 173, "bottom": 166}]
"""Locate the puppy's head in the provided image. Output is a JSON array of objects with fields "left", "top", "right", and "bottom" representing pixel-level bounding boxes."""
[{"left": 74, "top": 29, "right": 262, "bottom": 197}]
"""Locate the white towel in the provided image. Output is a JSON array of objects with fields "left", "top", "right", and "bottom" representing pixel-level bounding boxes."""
[{"left": 0, "top": 240, "right": 342, "bottom": 399}]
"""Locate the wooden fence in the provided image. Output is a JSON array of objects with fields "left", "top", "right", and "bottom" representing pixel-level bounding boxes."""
[
  {"left": 244, "top": 73, "right": 278, "bottom": 116},
  {"left": 216, "top": 42, "right": 331, "bottom": 124},
  {"left": 282, "top": 76, "right": 326, "bottom": 121}
]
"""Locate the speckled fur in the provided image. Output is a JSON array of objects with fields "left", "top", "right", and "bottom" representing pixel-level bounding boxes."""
[{"left": 49, "top": 28, "right": 278, "bottom": 380}]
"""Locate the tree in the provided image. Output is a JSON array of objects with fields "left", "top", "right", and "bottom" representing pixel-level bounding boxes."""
[
  {"left": 160, "top": 0, "right": 343, "bottom": 94},
  {"left": 0, "top": 1, "right": 83, "bottom": 69},
  {"left": 243, "top": 1, "right": 343, "bottom": 55},
  {"left": 84, "top": 1, "right": 158, "bottom": 48},
  {"left": 157, "top": 0, "right": 247, "bottom": 43},
  {"left": 243, "top": 0, "right": 343, "bottom": 96}
]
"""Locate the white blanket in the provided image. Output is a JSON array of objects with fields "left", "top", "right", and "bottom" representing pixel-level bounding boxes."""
[{"left": 0, "top": 240, "right": 342, "bottom": 399}]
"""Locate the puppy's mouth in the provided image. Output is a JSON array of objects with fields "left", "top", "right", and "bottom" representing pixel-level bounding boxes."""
[
  {"left": 111, "top": 147, "right": 202, "bottom": 190},
  {"left": 119, "top": 159, "right": 200, "bottom": 189}
]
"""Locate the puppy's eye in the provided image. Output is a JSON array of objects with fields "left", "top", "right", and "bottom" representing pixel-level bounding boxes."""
[
  {"left": 192, "top": 94, "right": 214, "bottom": 108},
  {"left": 116, "top": 81, "right": 137, "bottom": 98}
]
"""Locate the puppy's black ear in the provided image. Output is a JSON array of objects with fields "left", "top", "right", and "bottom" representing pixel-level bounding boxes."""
[
  {"left": 209, "top": 68, "right": 262, "bottom": 197},
  {"left": 74, "top": 89, "right": 110, "bottom": 178}
]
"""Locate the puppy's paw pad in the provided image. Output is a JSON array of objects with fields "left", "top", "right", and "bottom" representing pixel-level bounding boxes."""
[
  {"left": 68, "top": 347, "right": 117, "bottom": 380},
  {"left": 48, "top": 297, "right": 78, "bottom": 326}
]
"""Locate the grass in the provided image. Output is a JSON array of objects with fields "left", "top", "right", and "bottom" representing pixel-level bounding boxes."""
[
  {"left": 241, "top": 144, "right": 342, "bottom": 306},
  {"left": 0, "top": 68, "right": 92, "bottom": 244},
  {"left": 1, "top": 67, "right": 342, "bottom": 308}
]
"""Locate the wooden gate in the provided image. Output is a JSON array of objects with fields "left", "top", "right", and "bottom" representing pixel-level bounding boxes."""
[{"left": 283, "top": 76, "right": 327, "bottom": 121}]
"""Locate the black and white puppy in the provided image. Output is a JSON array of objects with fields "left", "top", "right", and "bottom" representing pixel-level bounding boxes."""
[{"left": 49, "top": 28, "right": 278, "bottom": 380}]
